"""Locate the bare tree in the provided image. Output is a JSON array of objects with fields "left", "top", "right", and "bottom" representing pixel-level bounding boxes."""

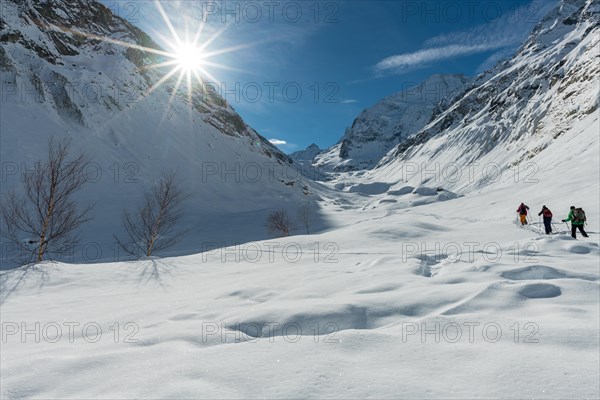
[
  {"left": 265, "top": 209, "right": 292, "bottom": 237},
  {"left": 0, "top": 137, "right": 93, "bottom": 263},
  {"left": 115, "top": 170, "right": 187, "bottom": 258},
  {"left": 297, "top": 202, "right": 312, "bottom": 235}
]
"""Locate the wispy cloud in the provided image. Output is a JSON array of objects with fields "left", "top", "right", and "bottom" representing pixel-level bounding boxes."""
[
  {"left": 269, "top": 139, "right": 287, "bottom": 145},
  {"left": 374, "top": 0, "right": 555, "bottom": 75},
  {"left": 340, "top": 99, "right": 358, "bottom": 104},
  {"left": 376, "top": 44, "right": 499, "bottom": 74}
]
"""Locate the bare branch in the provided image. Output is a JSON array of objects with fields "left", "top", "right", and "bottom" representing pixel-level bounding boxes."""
[
  {"left": 115, "top": 170, "right": 188, "bottom": 258},
  {"left": 265, "top": 209, "right": 292, "bottom": 237}
]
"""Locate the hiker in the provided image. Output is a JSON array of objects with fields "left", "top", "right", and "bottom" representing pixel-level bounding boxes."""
[
  {"left": 516, "top": 203, "right": 530, "bottom": 225},
  {"left": 538, "top": 205, "right": 553, "bottom": 234},
  {"left": 562, "top": 206, "right": 589, "bottom": 239}
]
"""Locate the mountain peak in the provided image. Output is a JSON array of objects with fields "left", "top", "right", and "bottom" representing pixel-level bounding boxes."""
[{"left": 312, "top": 73, "right": 471, "bottom": 172}]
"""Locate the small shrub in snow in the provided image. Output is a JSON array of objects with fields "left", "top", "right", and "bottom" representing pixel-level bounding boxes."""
[{"left": 265, "top": 210, "right": 292, "bottom": 237}]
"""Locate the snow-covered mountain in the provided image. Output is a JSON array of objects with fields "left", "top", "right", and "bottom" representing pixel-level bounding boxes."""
[
  {"left": 289, "top": 143, "right": 322, "bottom": 164},
  {"left": 371, "top": 0, "right": 599, "bottom": 192},
  {"left": 313, "top": 74, "right": 470, "bottom": 172},
  {"left": 288, "top": 143, "right": 328, "bottom": 180},
  {"left": 0, "top": 0, "right": 311, "bottom": 265}
]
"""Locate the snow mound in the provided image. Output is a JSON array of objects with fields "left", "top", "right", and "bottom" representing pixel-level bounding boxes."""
[
  {"left": 387, "top": 186, "right": 414, "bottom": 195},
  {"left": 501, "top": 265, "right": 597, "bottom": 281},
  {"left": 347, "top": 182, "right": 391, "bottom": 195},
  {"left": 412, "top": 187, "right": 439, "bottom": 196},
  {"left": 227, "top": 304, "right": 369, "bottom": 338}
]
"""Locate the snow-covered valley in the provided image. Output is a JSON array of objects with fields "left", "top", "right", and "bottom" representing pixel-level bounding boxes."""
[
  {"left": 1, "top": 0, "right": 599, "bottom": 398},
  {"left": 2, "top": 124, "right": 599, "bottom": 397}
]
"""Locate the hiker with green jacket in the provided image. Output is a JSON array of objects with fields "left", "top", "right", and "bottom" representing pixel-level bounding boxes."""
[{"left": 562, "top": 206, "right": 589, "bottom": 239}]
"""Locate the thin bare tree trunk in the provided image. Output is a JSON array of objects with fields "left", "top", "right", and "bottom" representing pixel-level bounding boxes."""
[
  {"left": 115, "top": 170, "right": 187, "bottom": 259},
  {"left": 37, "top": 176, "right": 57, "bottom": 262},
  {"left": 1, "top": 137, "right": 92, "bottom": 264}
]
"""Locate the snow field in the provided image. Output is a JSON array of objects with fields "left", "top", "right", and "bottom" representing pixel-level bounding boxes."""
[{"left": 2, "top": 164, "right": 599, "bottom": 398}]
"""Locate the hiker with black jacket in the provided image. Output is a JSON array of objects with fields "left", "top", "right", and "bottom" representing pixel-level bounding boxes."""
[
  {"left": 538, "top": 205, "right": 553, "bottom": 234},
  {"left": 562, "top": 206, "right": 589, "bottom": 239}
]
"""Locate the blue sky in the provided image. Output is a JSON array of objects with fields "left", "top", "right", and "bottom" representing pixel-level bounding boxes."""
[{"left": 102, "top": 0, "right": 555, "bottom": 153}]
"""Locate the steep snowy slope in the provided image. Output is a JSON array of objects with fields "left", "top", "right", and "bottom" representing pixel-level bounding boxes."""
[
  {"left": 372, "top": 0, "right": 599, "bottom": 193},
  {"left": 0, "top": 0, "right": 311, "bottom": 266},
  {"left": 313, "top": 74, "right": 470, "bottom": 172}
]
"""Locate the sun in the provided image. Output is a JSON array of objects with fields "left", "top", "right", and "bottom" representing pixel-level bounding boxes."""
[
  {"left": 174, "top": 43, "right": 205, "bottom": 73},
  {"left": 139, "top": 1, "right": 251, "bottom": 102}
]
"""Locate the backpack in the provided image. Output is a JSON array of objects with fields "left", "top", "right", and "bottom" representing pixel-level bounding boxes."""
[
  {"left": 519, "top": 205, "right": 528, "bottom": 214},
  {"left": 573, "top": 208, "right": 586, "bottom": 223},
  {"left": 543, "top": 209, "right": 553, "bottom": 218}
]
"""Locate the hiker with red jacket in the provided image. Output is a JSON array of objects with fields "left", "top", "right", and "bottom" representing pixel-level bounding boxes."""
[
  {"left": 538, "top": 205, "right": 553, "bottom": 234},
  {"left": 562, "top": 206, "right": 589, "bottom": 239},
  {"left": 517, "top": 203, "right": 530, "bottom": 225}
]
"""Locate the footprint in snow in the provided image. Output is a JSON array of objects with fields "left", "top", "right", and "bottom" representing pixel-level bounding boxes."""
[
  {"left": 501, "top": 265, "right": 568, "bottom": 280},
  {"left": 519, "top": 283, "right": 561, "bottom": 299},
  {"left": 568, "top": 245, "right": 591, "bottom": 254}
]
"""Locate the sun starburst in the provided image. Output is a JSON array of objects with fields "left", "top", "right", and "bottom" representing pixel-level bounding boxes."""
[
  {"left": 174, "top": 43, "right": 205, "bottom": 72},
  {"left": 140, "top": 0, "right": 258, "bottom": 109}
]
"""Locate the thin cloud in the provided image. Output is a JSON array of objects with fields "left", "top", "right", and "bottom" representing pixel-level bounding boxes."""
[
  {"left": 269, "top": 139, "right": 287, "bottom": 145},
  {"left": 340, "top": 99, "right": 358, "bottom": 104},
  {"left": 374, "top": 0, "right": 555, "bottom": 75},
  {"left": 376, "top": 44, "right": 498, "bottom": 74}
]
